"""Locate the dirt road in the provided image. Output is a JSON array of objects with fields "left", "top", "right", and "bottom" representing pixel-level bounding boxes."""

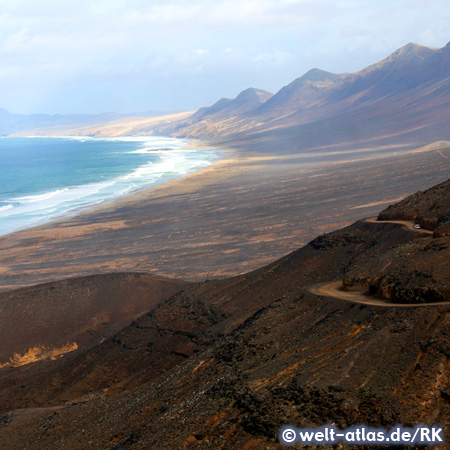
[
  {"left": 308, "top": 218, "right": 446, "bottom": 307},
  {"left": 309, "top": 281, "right": 449, "bottom": 307},
  {"left": 364, "top": 217, "right": 434, "bottom": 234}
]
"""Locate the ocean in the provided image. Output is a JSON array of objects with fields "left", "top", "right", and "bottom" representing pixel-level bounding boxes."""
[{"left": 0, "top": 136, "right": 218, "bottom": 236}]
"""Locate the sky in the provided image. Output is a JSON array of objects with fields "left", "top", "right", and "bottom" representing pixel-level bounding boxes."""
[{"left": 0, "top": 0, "right": 449, "bottom": 115}]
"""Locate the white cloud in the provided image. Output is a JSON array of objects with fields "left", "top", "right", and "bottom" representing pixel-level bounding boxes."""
[{"left": 0, "top": 0, "right": 448, "bottom": 113}]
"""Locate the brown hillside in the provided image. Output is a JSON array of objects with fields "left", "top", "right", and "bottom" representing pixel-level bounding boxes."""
[
  {"left": 378, "top": 178, "right": 450, "bottom": 235},
  {"left": 0, "top": 273, "right": 188, "bottom": 368},
  {"left": 1, "top": 179, "right": 450, "bottom": 448}
]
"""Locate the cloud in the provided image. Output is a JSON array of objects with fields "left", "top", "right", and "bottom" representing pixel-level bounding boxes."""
[{"left": 0, "top": 0, "right": 448, "bottom": 113}]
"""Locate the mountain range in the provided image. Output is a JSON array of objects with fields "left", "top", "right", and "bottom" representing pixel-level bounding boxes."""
[
  {"left": 145, "top": 41, "right": 450, "bottom": 155},
  {"left": 7, "top": 41, "right": 450, "bottom": 157}
]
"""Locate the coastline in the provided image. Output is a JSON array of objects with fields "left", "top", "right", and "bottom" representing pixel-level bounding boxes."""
[
  {"left": 0, "top": 144, "right": 244, "bottom": 244},
  {"left": 0, "top": 142, "right": 449, "bottom": 292},
  {"left": 0, "top": 136, "right": 222, "bottom": 237}
]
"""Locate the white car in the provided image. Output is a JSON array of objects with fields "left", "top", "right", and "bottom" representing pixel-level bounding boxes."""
[{"left": 414, "top": 224, "right": 421, "bottom": 229}]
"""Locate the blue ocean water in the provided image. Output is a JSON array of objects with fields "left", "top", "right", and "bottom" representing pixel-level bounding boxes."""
[{"left": 0, "top": 136, "right": 218, "bottom": 236}]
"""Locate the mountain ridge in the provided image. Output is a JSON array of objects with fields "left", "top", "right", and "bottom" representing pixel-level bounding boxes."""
[
  {"left": 4, "top": 40, "right": 450, "bottom": 149},
  {"left": 150, "top": 40, "right": 450, "bottom": 144},
  {"left": 191, "top": 87, "right": 274, "bottom": 121}
]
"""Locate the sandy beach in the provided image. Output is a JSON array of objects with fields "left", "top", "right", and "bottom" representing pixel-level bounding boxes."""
[{"left": 0, "top": 142, "right": 450, "bottom": 291}]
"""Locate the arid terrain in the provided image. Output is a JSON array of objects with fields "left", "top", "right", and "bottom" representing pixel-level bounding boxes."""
[{"left": 0, "top": 178, "right": 449, "bottom": 449}]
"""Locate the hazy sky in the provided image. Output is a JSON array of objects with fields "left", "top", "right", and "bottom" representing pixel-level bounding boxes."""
[{"left": 0, "top": 0, "right": 449, "bottom": 114}]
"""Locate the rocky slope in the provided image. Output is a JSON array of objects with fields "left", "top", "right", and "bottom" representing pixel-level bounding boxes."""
[
  {"left": 378, "top": 178, "right": 450, "bottom": 236},
  {"left": 342, "top": 181, "right": 450, "bottom": 304},
  {"left": 0, "top": 179, "right": 449, "bottom": 449},
  {"left": 0, "top": 273, "right": 188, "bottom": 368}
]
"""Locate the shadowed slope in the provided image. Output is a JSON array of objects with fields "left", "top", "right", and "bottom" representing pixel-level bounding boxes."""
[
  {"left": 378, "top": 178, "right": 450, "bottom": 235},
  {"left": 1, "top": 180, "right": 450, "bottom": 448},
  {"left": 0, "top": 272, "right": 189, "bottom": 367}
]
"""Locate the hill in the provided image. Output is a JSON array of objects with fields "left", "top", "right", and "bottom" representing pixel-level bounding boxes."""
[
  {"left": 0, "top": 108, "right": 176, "bottom": 137},
  {"left": 0, "top": 273, "right": 188, "bottom": 369},
  {"left": 0, "top": 178, "right": 449, "bottom": 449},
  {"left": 378, "top": 178, "right": 450, "bottom": 236},
  {"left": 0, "top": 108, "right": 125, "bottom": 136},
  {"left": 194, "top": 88, "right": 274, "bottom": 120}
]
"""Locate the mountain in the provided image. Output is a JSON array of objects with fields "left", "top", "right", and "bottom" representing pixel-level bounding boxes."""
[
  {"left": 0, "top": 178, "right": 449, "bottom": 448},
  {"left": 194, "top": 87, "right": 274, "bottom": 120},
  {"left": 155, "top": 87, "right": 274, "bottom": 137},
  {"left": 12, "top": 41, "right": 449, "bottom": 149},
  {"left": 251, "top": 68, "right": 341, "bottom": 119},
  {"left": 330, "top": 42, "right": 437, "bottom": 100},
  {"left": 148, "top": 41, "right": 450, "bottom": 152}
]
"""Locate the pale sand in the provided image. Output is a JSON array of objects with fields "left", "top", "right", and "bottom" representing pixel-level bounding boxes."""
[{"left": 11, "top": 111, "right": 195, "bottom": 137}]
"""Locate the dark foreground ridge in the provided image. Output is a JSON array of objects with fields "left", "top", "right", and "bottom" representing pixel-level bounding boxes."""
[{"left": 0, "top": 179, "right": 449, "bottom": 449}]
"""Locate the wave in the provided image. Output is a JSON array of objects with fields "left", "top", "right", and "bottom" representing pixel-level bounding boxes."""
[
  {"left": 0, "top": 138, "right": 218, "bottom": 236},
  {"left": 14, "top": 188, "right": 70, "bottom": 204},
  {"left": 23, "top": 135, "right": 188, "bottom": 148}
]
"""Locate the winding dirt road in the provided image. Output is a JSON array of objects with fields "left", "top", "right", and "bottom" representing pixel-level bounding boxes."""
[
  {"left": 308, "top": 281, "right": 449, "bottom": 308},
  {"left": 364, "top": 217, "right": 434, "bottom": 234},
  {"left": 307, "top": 217, "right": 447, "bottom": 307}
]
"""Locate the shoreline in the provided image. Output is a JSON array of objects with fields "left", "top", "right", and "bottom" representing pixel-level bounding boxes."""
[
  {"left": 0, "top": 142, "right": 449, "bottom": 292},
  {"left": 61, "top": 144, "right": 235, "bottom": 221},
  {"left": 0, "top": 136, "right": 225, "bottom": 239}
]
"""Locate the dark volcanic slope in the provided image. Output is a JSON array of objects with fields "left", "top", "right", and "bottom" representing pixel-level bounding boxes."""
[
  {"left": 0, "top": 273, "right": 188, "bottom": 368},
  {"left": 378, "top": 178, "right": 450, "bottom": 235},
  {"left": 1, "top": 179, "right": 450, "bottom": 449},
  {"left": 339, "top": 180, "right": 450, "bottom": 304}
]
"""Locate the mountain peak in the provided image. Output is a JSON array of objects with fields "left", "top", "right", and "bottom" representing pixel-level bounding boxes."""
[
  {"left": 371, "top": 42, "right": 436, "bottom": 69},
  {"left": 301, "top": 68, "right": 339, "bottom": 83},
  {"left": 192, "top": 87, "right": 273, "bottom": 121},
  {"left": 281, "top": 68, "right": 339, "bottom": 93},
  {"left": 441, "top": 40, "right": 450, "bottom": 53},
  {"left": 356, "top": 42, "right": 437, "bottom": 81},
  {"left": 392, "top": 42, "right": 435, "bottom": 58},
  {"left": 235, "top": 87, "right": 273, "bottom": 102}
]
